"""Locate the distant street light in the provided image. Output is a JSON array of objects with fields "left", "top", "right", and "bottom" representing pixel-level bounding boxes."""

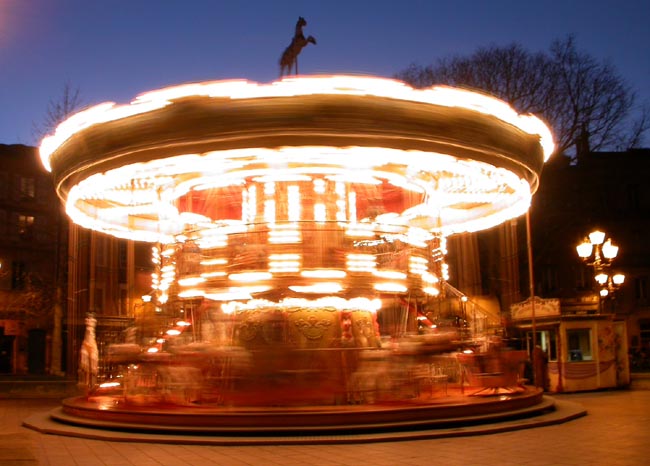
[{"left": 576, "top": 230, "right": 625, "bottom": 304}]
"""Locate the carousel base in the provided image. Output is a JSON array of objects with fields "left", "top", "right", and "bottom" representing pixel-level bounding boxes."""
[{"left": 22, "top": 387, "right": 586, "bottom": 445}]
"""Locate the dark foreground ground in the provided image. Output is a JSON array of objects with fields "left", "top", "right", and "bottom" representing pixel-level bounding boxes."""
[{"left": 1, "top": 387, "right": 649, "bottom": 465}]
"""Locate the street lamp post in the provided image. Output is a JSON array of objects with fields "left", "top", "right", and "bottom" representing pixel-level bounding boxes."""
[{"left": 576, "top": 230, "right": 625, "bottom": 311}]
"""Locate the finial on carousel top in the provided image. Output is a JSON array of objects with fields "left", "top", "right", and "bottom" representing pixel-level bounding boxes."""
[{"left": 279, "top": 16, "right": 317, "bottom": 77}]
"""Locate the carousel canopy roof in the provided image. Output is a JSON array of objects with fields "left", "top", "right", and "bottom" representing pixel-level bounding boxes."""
[{"left": 40, "top": 75, "right": 554, "bottom": 241}]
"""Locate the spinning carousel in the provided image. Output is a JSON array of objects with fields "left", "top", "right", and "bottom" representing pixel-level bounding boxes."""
[{"left": 38, "top": 75, "right": 554, "bottom": 434}]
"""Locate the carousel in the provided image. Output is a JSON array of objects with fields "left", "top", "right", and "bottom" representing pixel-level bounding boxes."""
[{"left": 36, "top": 75, "right": 555, "bottom": 435}]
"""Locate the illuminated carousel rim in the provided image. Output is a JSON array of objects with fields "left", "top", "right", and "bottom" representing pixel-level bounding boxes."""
[
  {"left": 39, "top": 76, "right": 554, "bottom": 240},
  {"left": 45, "top": 78, "right": 549, "bottom": 202},
  {"left": 48, "top": 388, "right": 549, "bottom": 435}
]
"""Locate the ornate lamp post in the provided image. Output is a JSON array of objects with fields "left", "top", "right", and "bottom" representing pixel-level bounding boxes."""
[{"left": 576, "top": 230, "right": 625, "bottom": 309}]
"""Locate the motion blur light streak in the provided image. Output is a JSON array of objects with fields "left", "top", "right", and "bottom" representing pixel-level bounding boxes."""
[{"left": 39, "top": 75, "right": 554, "bottom": 171}]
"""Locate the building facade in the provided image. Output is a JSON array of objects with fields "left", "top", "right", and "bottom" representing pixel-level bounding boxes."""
[
  {"left": 0, "top": 144, "right": 64, "bottom": 374},
  {"left": 0, "top": 144, "right": 153, "bottom": 378}
]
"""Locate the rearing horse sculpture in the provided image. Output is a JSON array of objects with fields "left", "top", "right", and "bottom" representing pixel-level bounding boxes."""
[{"left": 279, "top": 17, "right": 317, "bottom": 77}]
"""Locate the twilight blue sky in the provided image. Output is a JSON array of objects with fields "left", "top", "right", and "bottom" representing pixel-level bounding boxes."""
[{"left": 1, "top": 0, "right": 648, "bottom": 146}]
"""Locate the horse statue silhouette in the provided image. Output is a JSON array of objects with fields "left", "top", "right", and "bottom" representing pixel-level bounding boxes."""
[{"left": 279, "top": 16, "right": 316, "bottom": 77}]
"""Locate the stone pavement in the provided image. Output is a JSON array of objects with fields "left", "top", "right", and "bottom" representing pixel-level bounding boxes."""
[{"left": 1, "top": 389, "right": 649, "bottom": 466}]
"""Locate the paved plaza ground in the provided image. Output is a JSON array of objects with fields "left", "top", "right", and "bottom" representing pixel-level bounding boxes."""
[{"left": 1, "top": 389, "right": 649, "bottom": 466}]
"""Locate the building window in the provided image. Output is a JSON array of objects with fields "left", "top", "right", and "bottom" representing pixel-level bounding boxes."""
[
  {"left": 526, "top": 330, "right": 557, "bottom": 362},
  {"left": 95, "top": 237, "right": 108, "bottom": 267},
  {"left": 19, "top": 176, "right": 35, "bottom": 199},
  {"left": 0, "top": 210, "right": 6, "bottom": 236},
  {"left": 18, "top": 214, "right": 34, "bottom": 239},
  {"left": 540, "top": 265, "right": 559, "bottom": 294},
  {"left": 567, "top": 328, "right": 592, "bottom": 361},
  {"left": 0, "top": 172, "right": 7, "bottom": 199},
  {"left": 635, "top": 276, "right": 648, "bottom": 304},
  {"left": 627, "top": 184, "right": 640, "bottom": 211},
  {"left": 575, "top": 266, "right": 590, "bottom": 290},
  {"left": 11, "top": 261, "right": 26, "bottom": 290},
  {"left": 93, "top": 287, "right": 105, "bottom": 313},
  {"left": 640, "top": 321, "right": 650, "bottom": 349},
  {"left": 118, "top": 241, "right": 127, "bottom": 283},
  {"left": 119, "top": 288, "right": 128, "bottom": 316}
]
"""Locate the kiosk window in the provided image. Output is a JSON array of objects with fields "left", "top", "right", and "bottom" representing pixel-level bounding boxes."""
[
  {"left": 567, "top": 329, "right": 592, "bottom": 361},
  {"left": 526, "top": 330, "right": 557, "bottom": 362}
]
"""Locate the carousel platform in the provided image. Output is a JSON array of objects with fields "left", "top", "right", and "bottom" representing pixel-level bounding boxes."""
[{"left": 22, "top": 387, "right": 586, "bottom": 445}]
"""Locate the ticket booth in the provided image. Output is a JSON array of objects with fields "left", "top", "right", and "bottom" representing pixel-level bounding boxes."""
[{"left": 511, "top": 296, "right": 630, "bottom": 392}]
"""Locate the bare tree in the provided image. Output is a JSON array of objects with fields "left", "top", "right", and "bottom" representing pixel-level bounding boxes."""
[
  {"left": 547, "top": 36, "right": 645, "bottom": 155},
  {"left": 398, "top": 43, "right": 552, "bottom": 114},
  {"left": 396, "top": 36, "right": 648, "bottom": 158},
  {"left": 32, "top": 80, "right": 84, "bottom": 142},
  {"left": 2, "top": 273, "right": 56, "bottom": 327},
  {"left": 29, "top": 81, "right": 82, "bottom": 374}
]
